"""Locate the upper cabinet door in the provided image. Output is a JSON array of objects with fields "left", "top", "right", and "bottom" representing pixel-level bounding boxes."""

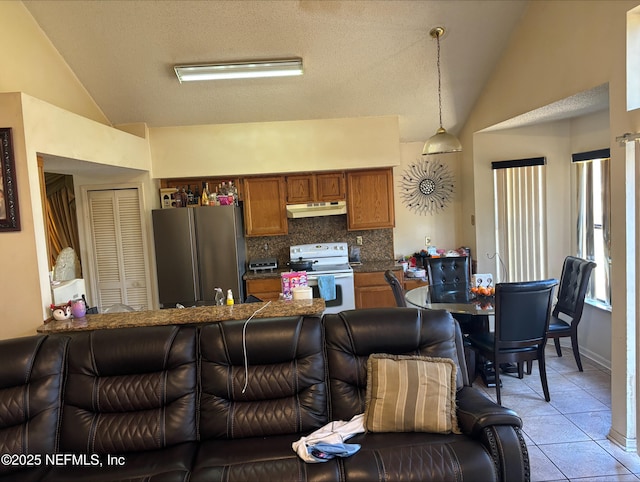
[
  {"left": 243, "top": 176, "right": 288, "bottom": 236},
  {"left": 286, "top": 172, "right": 345, "bottom": 203},
  {"left": 286, "top": 175, "right": 316, "bottom": 203},
  {"left": 316, "top": 172, "right": 346, "bottom": 201},
  {"left": 347, "top": 168, "right": 395, "bottom": 230}
]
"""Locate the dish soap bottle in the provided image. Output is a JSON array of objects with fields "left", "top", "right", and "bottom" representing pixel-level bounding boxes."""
[
  {"left": 214, "top": 287, "right": 224, "bottom": 306},
  {"left": 226, "top": 289, "right": 234, "bottom": 306}
]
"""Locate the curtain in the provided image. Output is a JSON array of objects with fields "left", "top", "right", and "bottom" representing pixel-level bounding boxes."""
[{"left": 45, "top": 173, "right": 81, "bottom": 274}]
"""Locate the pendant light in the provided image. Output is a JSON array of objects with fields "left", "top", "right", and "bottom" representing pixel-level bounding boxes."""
[{"left": 422, "top": 27, "right": 462, "bottom": 155}]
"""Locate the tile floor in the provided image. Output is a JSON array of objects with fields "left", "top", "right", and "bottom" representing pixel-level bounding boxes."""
[{"left": 471, "top": 344, "right": 640, "bottom": 482}]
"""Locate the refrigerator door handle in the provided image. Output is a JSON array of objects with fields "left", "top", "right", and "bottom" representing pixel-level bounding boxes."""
[{"left": 188, "top": 210, "right": 200, "bottom": 300}]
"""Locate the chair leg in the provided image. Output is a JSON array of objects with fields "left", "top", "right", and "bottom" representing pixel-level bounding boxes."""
[
  {"left": 517, "top": 363, "right": 524, "bottom": 379},
  {"left": 553, "top": 337, "right": 562, "bottom": 357},
  {"left": 538, "top": 351, "right": 551, "bottom": 402},
  {"left": 571, "top": 330, "right": 583, "bottom": 372},
  {"left": 494, "top": 361, "right": 502, "bottom": 405},
  {"left": 526, "top": 360, "right": 532, "bottom": 375}
]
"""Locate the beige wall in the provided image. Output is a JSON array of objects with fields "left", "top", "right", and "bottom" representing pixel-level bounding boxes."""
[
  {"left": 392, "top": 142, "right": 460, "bottom": 259},
  {"left": 0, "top": 2, "right": 108, "bottom": 126},
  {"left": 148, "top": 116, "right": 400, "bottom": 178},
  {"left": 0, "top": 92, "right": 152, "bottom": 339}
]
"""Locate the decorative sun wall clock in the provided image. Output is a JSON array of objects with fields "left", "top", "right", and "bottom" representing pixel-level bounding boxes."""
[{"left": 400, "top": 158, "right": 455, "bottom": 215}]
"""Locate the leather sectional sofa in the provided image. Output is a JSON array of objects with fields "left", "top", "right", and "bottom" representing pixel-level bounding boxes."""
[{"left": 0, "top": 307, "right": 528, "bottom": 481}]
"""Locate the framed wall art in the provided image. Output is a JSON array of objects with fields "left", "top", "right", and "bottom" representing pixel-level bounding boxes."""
[
  {"left": 0, "top": 128, "right": 20, "bottom": 231},
  {"left": 399, "top": 157, "right": 455, "bottom": 215}
]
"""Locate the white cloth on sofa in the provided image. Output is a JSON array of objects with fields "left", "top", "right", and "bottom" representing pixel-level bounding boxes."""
[{"left": 292, "top": 413, "right": 365, "bottom": 463}]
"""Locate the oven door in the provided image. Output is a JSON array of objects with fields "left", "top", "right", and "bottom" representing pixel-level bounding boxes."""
[{"left": 306, "top": 272, "right": 355, "bottom": 314}]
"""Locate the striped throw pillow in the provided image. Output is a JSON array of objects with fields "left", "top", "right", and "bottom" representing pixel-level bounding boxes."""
[{"left": 365, "top": 354, "right": 460, "bottom": 434}]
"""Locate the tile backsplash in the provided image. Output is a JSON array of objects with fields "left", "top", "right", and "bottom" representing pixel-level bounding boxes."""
[{"left": 245, "top": 215, "right": 393, "bottom": 266}]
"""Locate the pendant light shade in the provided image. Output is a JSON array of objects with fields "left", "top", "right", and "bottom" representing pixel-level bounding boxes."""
[
  {"left": 422, "top": 27, "right": 462, "bottom": 155},
  {"left": 423, "top": 127, "right": 462, "bottom": 155}
]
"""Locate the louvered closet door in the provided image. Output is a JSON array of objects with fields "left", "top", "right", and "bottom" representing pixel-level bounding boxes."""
[{"left": 87, "top": 188, "right": 151, "bottom": 310}]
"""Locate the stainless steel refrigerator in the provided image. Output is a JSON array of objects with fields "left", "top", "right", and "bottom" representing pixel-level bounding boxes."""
[{"left": 152, "top": 205, "right": 246, "bottom": 308}]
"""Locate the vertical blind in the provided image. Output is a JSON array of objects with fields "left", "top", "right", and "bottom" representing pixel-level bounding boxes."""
[
  {"left": 493, "top": 157, "right": 547, "bottom": 282},
  {"left": 573, "top": 149, "right": 611, "bottom": 304}
]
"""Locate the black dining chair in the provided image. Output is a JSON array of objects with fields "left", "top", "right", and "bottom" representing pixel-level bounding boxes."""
[
  {"left": 547, "top": 256, "right": 597, "bottom": 371},
  {"left": 467, "top": 279, "right": 558, "bottom": 405},
  {"left": 425, "top": 256, "right": 471, "bottom": 303},
  {"left": 384, "top": 270, "right": 407, "bottom": 307}
]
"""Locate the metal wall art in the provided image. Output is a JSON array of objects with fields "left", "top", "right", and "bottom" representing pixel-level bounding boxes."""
[
  {"left": 399, "top": 157, "right": 455, "bottom": 215},
  {"left": 0, "top": 128, "right": 20, "bottom": 231}
]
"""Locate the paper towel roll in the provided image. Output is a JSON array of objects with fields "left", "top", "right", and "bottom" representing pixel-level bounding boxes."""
[{"left": 292, "top": 286, "right": 313, "bottom": 300}]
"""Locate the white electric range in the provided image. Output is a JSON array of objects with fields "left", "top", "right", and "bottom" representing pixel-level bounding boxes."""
[{"left": 289, "top": 242, "right": 355, "bottom": 314}]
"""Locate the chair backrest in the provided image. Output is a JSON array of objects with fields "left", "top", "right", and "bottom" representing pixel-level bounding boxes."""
[
  {"left": 384, "top": 269, "right": 407, "bottom": 307},
  {"left": 426, "top": 256, "right": 471, "bottom": 302},
  {"left": 554, "top": 256, "right": 597, "bottom": 321},
  {"left": 494, "top": 279, "right": 558, "bottom": 349}
]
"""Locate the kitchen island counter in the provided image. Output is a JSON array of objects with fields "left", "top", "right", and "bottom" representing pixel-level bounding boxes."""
[{"left": 37, "top": 299, "right": 326, "bottom": 334}]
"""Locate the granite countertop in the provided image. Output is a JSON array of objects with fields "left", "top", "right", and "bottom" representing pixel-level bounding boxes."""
[
  {"left": 350, "top": 260, "right": 403, "bottom": 273},
  {"left": 244, "top": 260, "right": 402, "bottom": 280},
  {"left": 36, "top": 299, "right": 326, "bottom": 334}
]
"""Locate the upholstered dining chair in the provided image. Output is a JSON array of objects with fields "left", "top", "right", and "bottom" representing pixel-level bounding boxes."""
[
  {"left": 384, "top": 270, "right": 407, "bottom": 307},
  {"left": 547, "top": 256, "right": 597, "bottom": 371},
  {"left": 425, "top": 256, "right": 471, "bottom": 303},
  {"left": 467, "top": 279, "right": 558, "bottom": 405}
]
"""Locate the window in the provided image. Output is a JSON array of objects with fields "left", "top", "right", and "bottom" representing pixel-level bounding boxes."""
[
  {"left": 493, "top": 157, "right": 547, "bottom": 282},
  {"left": 573, "top": 149, "right": 611, "bottom": 307}
]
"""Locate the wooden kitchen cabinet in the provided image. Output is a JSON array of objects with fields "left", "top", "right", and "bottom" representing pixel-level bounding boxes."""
[
  {"left": 354, "top": 271, "right": 401, "bottom": 309},
  {"left": 286, "top": 172, "right": 345, "bottom": 203},
  {"left": 346, "top": 168, "right": 395, "bottom": 230},
  {"left": 243, "top": 176, "right": 288, "bottom": 236},
  {"left": 245, "top": 277, "right": 282, "bottom": 302}
]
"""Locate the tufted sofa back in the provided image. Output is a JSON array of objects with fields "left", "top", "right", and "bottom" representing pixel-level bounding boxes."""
[
  {"left": 0, "top": 335, "right": 68, "bottom": 475},
  {"left": 199, "top": 316, "right": 327, "bottom": 439},
  {"left": 324, "top": 307, "right": 464, "bottom": 421},
  {"left": 59, "top": 325, "right": 198, "bottom": 453}
]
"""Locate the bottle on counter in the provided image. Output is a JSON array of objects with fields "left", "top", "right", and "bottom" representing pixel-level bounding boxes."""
[
  {"left": 174, "top": 189, "right": 183, "bottom": 208},
  {"left": 214, "top": 287, "right": 224, "bottom": 306},
  {"left": 193, "top": 184, "right": 200, "bottom": 205},
  {"left": 187, "top": 185, "right": 194, "bottom": 205},
  {"left": 201, "top": 182, "right": 210, "bottom": 206},
  {"left": 180, "top": 187, "right": 188, "bottom": 207},
  {"left": 226, "top": 289, "right": 234, "bottom": 306}
]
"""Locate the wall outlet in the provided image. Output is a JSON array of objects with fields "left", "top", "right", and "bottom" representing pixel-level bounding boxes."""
[
  {"left": 425, "top": 236, "right": 431, "bottom": 246},
  {"left": 356, "top": 236, "right": 363, "bottom": 246}
]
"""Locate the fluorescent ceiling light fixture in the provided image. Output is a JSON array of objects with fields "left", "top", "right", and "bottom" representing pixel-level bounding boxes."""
[{"left": 174, "top": 58, "right": 303, "bottom": 82}]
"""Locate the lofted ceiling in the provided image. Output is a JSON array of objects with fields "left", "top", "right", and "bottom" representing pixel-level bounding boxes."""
[{"left": 23, "top": 0, "right": 529, "bottom": 144}]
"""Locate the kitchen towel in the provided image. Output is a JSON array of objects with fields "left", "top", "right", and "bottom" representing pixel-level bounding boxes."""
[
  {"left": 317, "top": 275, "right": 336, "bottom": 301},
  {"left": 292, "top": 413, "right": 364, "bottom": 463}
]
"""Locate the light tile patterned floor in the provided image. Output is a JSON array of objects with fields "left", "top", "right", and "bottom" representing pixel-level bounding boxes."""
[{"left": 471, "top": 345, "right": 640, "bottom": 482}]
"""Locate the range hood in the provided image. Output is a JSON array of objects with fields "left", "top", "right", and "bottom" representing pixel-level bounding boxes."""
[{"left": 286, "top": 200, "right": 347, "bottom": 219}]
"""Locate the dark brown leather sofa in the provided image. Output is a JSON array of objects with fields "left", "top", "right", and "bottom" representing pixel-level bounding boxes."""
[{"left": 0, "top": 308, "right": 528, "bottom": 482}]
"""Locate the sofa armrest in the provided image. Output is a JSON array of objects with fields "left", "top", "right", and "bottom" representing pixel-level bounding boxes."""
[
  {"left": 456, "top": 386, "right": 522, "bottom": 436},
  {"left": 456, "top": 387, "right": 529, "bottom": 482}
]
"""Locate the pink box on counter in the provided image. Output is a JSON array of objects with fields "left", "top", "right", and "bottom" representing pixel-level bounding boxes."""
[{"left": 281, "top": 272, "right": 308, "bottom": 300}]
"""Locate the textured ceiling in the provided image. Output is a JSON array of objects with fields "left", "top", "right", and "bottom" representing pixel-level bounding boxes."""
[{"left": 23, "top": 0, "right": 530, "bottom": 143}]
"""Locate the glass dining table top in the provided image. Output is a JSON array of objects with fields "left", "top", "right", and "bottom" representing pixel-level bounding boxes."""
[{"left": 404, "top": 286, "right": 495, "bottom": 315}]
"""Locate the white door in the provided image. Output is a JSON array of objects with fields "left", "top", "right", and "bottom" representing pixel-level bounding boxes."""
[{"left": 86, "top": 188, "right": 152, "bottom": 311}]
